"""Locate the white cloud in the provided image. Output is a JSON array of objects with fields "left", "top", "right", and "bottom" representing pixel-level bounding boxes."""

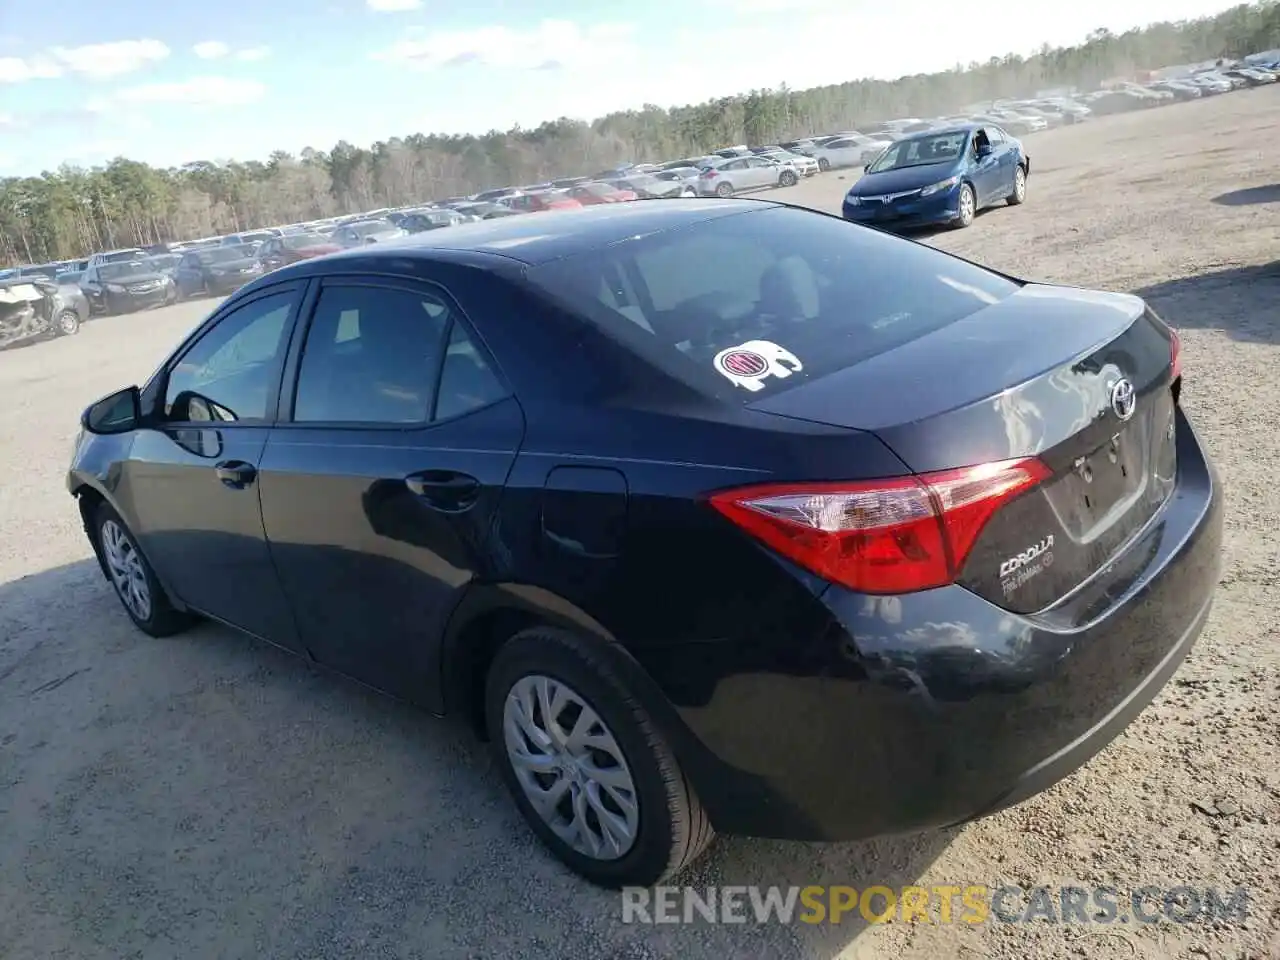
[
  {"left": 0, "top": 54, "right": 63, "bottom": 83},
  {"left": 98, "top": 76, "right": 267, "bottom": 109},
  {"left": 374, "top": 20, "right": 636, "bottom": 71},
  {"left": 50, "top": 39, "right": 170, "bottom": 80},
  {"left": 80, "top": 139, "right": 130, "bottom": 160},
  {"left": 367, "top": 0, "right": 422, "bottom": 10},
  {"left": 193, "top": 40, "right": 230, "bottom": 60},
  {"left": 192, "top": 41, "right": 269, "bottom": 63}
]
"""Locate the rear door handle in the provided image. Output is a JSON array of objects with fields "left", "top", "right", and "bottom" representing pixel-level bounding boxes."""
[
  {"left": 405, "top": 470, "right": 480, "bottom": 509},
  {"left": 215, "top": 460, "right": 257, "bottom": 488}
]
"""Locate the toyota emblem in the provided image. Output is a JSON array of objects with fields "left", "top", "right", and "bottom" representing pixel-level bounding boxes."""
[{"left": 1110, "top": 378, "right": 1137, "bottom": 421}]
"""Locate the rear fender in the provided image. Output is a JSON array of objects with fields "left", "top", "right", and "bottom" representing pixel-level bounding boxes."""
[{"left": 436, "top": 579, "right": 810, "bottom": 835}]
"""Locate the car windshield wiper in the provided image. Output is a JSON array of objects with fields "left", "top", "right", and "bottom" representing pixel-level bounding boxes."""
[{"left": 873, "top": 160, "right": 954, "bottom": 173}]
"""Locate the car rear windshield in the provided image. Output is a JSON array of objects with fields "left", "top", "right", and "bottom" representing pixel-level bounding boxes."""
[
  {"left": 282, "top": 233, "right": 328, "bottom": 249},
  {"left": 100, "top": 260, "right": 156, "bottom": 280},
  {"left": 199, "top": 247, "right": 252, "bottom": 264},
  {"left": 523, "top": 206, "right": 1019, "bottom": 403},
  {"left": 103, "top": 249, "right": 146, "bottom": 264}
]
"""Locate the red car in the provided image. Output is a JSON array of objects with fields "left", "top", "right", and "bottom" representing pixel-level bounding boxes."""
[
  {"left": 568, "top": 182, "right": 638, "bottom": 205},
  {"left": 504, "top": 190, "right": 584, "bottom": 213},
  {"left": 258, "top": 233, "right": 342, "bottom": 272}
]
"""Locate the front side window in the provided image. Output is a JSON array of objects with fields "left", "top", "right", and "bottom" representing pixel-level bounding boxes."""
[
  {"left": 292, "top": 285, "right": 450, "bottom": 424},
  {"left": 164, "top": 293, "right": 296, "bottom": 422},
  {"left": 524, "top": 206, "right": 1019, "bottom": 404}
]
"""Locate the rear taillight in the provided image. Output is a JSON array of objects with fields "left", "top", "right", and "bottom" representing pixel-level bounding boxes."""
[
  {"left": 1169, "top": 326, "right": 1182, "bottom": 381},
  {"left": 708, "top": 458, "right": 1052, "bottom": 594},
  {"left": 700, "top": 169, "right": 718, "bottom": 178}
]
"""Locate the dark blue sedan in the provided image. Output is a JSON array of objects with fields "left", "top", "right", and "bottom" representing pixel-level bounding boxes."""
[{"left": 842, "top": 124, "right": 1029, "bottom": 229}]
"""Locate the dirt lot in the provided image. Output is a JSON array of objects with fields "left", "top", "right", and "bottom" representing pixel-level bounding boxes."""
[{"left": 1, "top": 88, "right": 1278, "bottom": 960}]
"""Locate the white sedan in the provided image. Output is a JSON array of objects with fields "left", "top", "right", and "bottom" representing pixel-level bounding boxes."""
[
  {"left": 806, "top": 135, "right": 893, "bottom": 172},
  {"left": 758, "top": 150, "right": 820, "bottom": 177}
]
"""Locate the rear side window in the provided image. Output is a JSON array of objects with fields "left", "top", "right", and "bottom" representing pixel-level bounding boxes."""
[
  {"left": 524, "top": 206, "right": 1018, "bottom": 402},
  {"left": 293, "top": 285, "right": 449, "bottom": 424}
]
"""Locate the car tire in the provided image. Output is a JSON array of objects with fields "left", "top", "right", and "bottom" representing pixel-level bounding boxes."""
[
  {"left": 1007, "top": 164, "right": 1027, "bottom": 205},
  {"left": 485, "top": 626, "right": 715, "bottom": 889},
  {"left": 55, "top": 309, "right": 81, "bottom": 337},
  {"left": 778, "top": 169, "right": 799, "bottom": 187},
  {"left": 954, "top": 182, "right": 976, "bottom": 228},
  {"left": 714, "top": 182, "right": 734, "bottom": 198},
  {"left": 817, "top": 157, "right": 831, "bottom": 172},
  {"left": 93, "top": 502, "right": 196, "bottom": 638}
]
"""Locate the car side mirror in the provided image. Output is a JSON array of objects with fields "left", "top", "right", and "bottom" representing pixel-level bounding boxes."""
[{"left": 82, "top": 385, "right": 140, "bottom": 435}]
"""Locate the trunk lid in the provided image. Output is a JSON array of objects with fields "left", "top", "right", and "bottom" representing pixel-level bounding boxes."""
[{"left": 750, "top": 283, "right": 1179, "bottom": 612}]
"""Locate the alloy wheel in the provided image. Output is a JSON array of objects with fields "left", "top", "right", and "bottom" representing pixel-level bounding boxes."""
[
  {"left": 57, "top": 310, "right": 79, "bottom": 335},
  {"left": 502, "top": 674, "right": 640, "bottom": 861},
  {"left": 100, "top": 519, "right": 152, "bottom": 622},
  {"left": 959, "top": 186, "right": 975, "bottom": 224},
  {"left": 1014, "top": 167, "right": 1027, "bottom": 201}
]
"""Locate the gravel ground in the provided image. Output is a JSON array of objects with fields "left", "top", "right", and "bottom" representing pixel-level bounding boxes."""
[{"left": 1, "top": 88, "right": 1278, "bottom": 960}]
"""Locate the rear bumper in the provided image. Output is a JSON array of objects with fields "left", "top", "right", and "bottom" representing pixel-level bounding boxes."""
[
  {"left": 652, "top": 408, "right": 1222, "bottom": 840},
  {"left": 209, "top": 274, "right": 260, "bottom": 294},
  {"left": 106, "top": 287, "right": 170, "bottom": 313}
]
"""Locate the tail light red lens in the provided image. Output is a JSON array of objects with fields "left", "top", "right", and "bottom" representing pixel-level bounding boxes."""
[
  {"left": 708, "top": 458, "right": 1052, "bottom": 594},
  {"left": 700, "top": 169, "right": 718, "bottom": 178},
  {"left": 1169, "top": 326, "right": 1182, "bottom": 381}
]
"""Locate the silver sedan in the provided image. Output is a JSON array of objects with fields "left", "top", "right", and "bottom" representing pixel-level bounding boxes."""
[{"left": 695, "top": 156, "right": 799, "bottom": 197}]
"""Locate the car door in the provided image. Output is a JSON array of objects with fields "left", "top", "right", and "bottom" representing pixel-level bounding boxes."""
[
  {"left": 122, "top": 284, "right": 307, "bottom": 650},
  {"left": 259, "top": 239, "right": 284, "bottom": 271},
  {"left": 80, "top": 265, "right": 106, "bottom": 313},
  {"left": 986, "top": 126, "right": 1017, "bottom": 193},
  {"left": 822, "top": 138, "right": 852, "bottom": 168},
  {"left": 175, "top": 253, "right": 198, "bottom": 296},
  {"left": 720, "top": 158, "right": 749, "bottom": 189},
  {"left": 746, "top": 156, "right": 780, "bottom": 188},
  {"left": 970, "top": 128, "right": 1001, "bottom": 204},
  {"left": 257, "top": 277, "right": 523, "bottom": 703}
]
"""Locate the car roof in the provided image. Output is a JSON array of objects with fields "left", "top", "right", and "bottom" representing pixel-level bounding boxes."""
[
  {"left": 312, "top": 198, "right": 769, "bottom": 267},
  {"left": 901, "top": 124, "right": 976, "bottom": 139}
]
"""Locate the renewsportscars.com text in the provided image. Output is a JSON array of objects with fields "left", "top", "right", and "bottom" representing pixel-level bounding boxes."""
[{"left": 621, "top": 885, "right": 1251, "bottom": 926}]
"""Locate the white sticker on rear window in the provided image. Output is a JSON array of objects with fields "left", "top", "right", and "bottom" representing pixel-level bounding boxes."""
[{"left": 712, "top": 340, "right": 803, "bottom": 392}]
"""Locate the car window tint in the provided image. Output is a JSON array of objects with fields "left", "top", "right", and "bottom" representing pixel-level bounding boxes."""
[
  {"left": 293, "top": 285, "right": 448, "bottom": 424},
  {"left": 434, "top": 321, "right": 507, "bottom": 421},
  {"left": 164, "top": 293, "right": 295, "bottom": 422},
  {"left": 525, "top": 205, "right": 1019, "bottom": 404}
]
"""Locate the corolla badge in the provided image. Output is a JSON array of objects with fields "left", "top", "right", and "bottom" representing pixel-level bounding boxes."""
[
  {"left": 999, "top": 535, "right": 1054, "bottom": 579},
  {"left": 1110, "top": 377, "right": 1137, "bottom": 421}
]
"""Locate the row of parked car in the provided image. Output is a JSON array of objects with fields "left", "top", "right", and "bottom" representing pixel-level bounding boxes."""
[{"left": 3, "top": 54, "right": 1275, "bottom": 347}]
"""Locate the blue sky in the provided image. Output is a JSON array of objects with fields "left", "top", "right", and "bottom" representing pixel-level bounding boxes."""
[{"left": 0, "top": 0, "right": 1241, "bottom": 175}]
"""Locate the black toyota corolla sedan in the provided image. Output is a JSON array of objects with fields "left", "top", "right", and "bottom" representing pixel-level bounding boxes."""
[{"left": 67, "top": 199, "right": 1221, "bottom": 888}]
